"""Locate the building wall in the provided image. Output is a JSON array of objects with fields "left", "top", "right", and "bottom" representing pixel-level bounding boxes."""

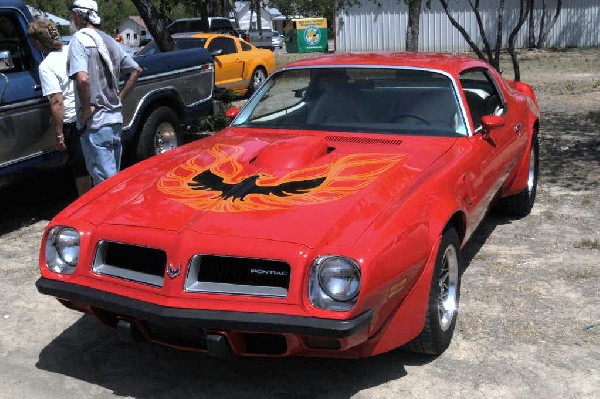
[
  {"left": 236, "top": 3, "right": 273, "bottom": 31},
  {"left": 119, "top": 19, "right": 145, "bottom": 47},
  {"left": 336, "top": 0, "right": 600, "bottom": 52}
]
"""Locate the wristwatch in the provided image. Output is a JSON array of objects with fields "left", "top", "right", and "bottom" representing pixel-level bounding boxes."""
[{"left": 56, "top": 134, "right": 64, "bottom": 142}]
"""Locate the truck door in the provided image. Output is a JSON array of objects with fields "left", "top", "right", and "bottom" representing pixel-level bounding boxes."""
[{"left": 0, "top": 12, "right": 56, "bottom": 180}]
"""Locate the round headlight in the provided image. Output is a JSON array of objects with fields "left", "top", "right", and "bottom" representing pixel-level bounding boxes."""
[
  {"left": 56, "top": 228, "right": 80, "bottom": 265},
  {"left": 317, "top": 256, "right": 360, "bottom": 302}
]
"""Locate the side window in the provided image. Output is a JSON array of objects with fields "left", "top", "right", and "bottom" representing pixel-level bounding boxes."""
[
  {"left": 0, "top": 14, "right": 33, "bottom": 73},
  {"left": 241, "top": 41, "right": 252, "bottom": 51},
  {"left": 207, "top": 37, "right": 237, "bottom": 55},
  {"left": 190, "top": 20, "right": 207, "bottom": 32},
  {"left": 211, "top": 19, "right": 233, "bottom": 32},
  {"left": 459, "top": 68, "right": 505, "bottom": 130}
]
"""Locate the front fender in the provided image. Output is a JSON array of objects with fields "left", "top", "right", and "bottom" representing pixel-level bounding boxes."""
[{"left": 122, "top": 88, "right": 185, "bottom": 145}]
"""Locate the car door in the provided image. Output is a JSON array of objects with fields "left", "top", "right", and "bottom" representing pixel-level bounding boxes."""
[
  {"left": 0, "top": 12, "right": 57, "bottom": 183},
  {"left": 206, "top": 36, "right": 245, "bottom": 92},
  {"left": 460, "top": 67, "right": 526, "bottom": 220}
]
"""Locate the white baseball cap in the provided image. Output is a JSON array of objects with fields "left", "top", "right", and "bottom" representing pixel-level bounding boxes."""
[{"left": 71, "top": 0, "right": 101, "bottom": 24}]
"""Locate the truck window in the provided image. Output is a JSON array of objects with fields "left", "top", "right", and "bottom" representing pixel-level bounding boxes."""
[
  {"left": 0, "top": 14, "right": 33, "bottom": 73},
  {"left": 207, "top": 37, "right": 237, "bottom": 55},
  {"left": 210, "top": 19, "right": 232, "bottom": 32},
  {"left": 189, "top": 20, "right": 207, "bottom": 32}
]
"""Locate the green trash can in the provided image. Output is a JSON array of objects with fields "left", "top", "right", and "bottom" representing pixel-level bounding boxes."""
[{"left": 284, "top": 18, "right": 328, "bottom": 53}]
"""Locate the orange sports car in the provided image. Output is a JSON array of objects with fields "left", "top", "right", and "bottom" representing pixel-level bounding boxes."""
[{"left": 137, "top": 33, "right": 276, "bottom": 96}]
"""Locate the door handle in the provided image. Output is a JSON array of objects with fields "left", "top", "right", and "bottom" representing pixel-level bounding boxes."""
[
  {"left": 33, "top": 84, "right": 41, "bottom": 91},
  {"left": 514, "top": 123, "right": 521, "bottom": 133}
]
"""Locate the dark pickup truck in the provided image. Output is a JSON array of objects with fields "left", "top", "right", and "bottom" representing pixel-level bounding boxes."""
[{"left": 0, "top": 0, "right": 216, "bottom": 189}]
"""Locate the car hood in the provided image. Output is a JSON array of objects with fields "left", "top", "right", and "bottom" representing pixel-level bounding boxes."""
[{"left": 69, "top": 129, "right": 456, "bottom": 247}]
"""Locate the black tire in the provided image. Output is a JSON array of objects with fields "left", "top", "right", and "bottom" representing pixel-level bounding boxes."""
[
  {"left": 405, "top": 227, "right": 461, "bottom": 355},
  {"left": 135, "top": 106, "right": 181, "bottom": 161},
  {"left": 248, "top": 67, "right": 267, "bottom": 96},
  {"left": 496, "top": 133, "right": 539, "bottom": 217}
]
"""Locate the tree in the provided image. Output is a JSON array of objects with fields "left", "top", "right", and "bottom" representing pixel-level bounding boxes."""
[
  {"left": 130, "top": 0, "right": 175, "bottom": 51},
  {"left": 438, "top": 0, "right": 533, "bottom": 80},
  {"left": 27, "top": 0, "right": 70, "bottom": 20},
  {"left": 405, "top": 0, "right": 423, "bottom": 51},
  {"left": 507, "top": 0, "right": 530, "bottom": 81},
  {"left": 98, "top": 0, "right": 139, "bottom": 33},
  {"left": 527, "top": 0, "right": 562, "bottom": 49}
]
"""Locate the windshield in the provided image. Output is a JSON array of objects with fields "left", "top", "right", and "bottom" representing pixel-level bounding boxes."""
[
  {"left": 136, "top": 37, "right": 207, "bottom": 56},
  {"left": 232, "top": 67, "right": 468, "bottom": 137}
]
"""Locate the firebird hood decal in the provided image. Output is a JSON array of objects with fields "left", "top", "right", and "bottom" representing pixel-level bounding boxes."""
[{"left": 157, "top": 144, "right": 404, "bottom": 212}]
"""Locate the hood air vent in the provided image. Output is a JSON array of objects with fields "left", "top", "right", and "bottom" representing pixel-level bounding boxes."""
[{"left": 325, "top": 135, "right": 403, "bottom": 146}]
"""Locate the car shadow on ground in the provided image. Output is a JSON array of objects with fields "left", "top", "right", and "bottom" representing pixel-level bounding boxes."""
[
  {"left": 0, "top": 168, "right": 78, "bottom": 237},
  {"left": 461, "top": 213, "right": 513, "bottom": 271},
  {"left": 36, "top": 315, "right": 434, "bottom": 398},
  {"left": 33, "top": 215, "right": 514, "bottom": 398}
]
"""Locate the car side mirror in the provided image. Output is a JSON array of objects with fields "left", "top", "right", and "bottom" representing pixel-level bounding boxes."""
[
  {"left": 481, "top": 115, "right": 504, "bottom": 130},
  {"left": 225, "top": 106, "right": 240, "bottom": 119},
  {"left": 0, "top": 50, "right": 15, "bottom": 72}
]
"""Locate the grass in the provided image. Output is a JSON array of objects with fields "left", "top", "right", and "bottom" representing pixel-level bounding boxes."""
[
  {"left": 588, "top": 111, "right": 600, "bottom": 124},
  {"left": 541, "top": 210, "right": 557, "bottom": 220},
  {"left": 574, "top": 238, "right": 600, "bottom": 250}
]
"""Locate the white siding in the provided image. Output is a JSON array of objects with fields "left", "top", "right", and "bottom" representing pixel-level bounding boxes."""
[
  {"left": 119, "top": 19, "right": 144, "bottom": 47},
  {"left": 336, "top": 0, "right": 600, "bottom": 52}
]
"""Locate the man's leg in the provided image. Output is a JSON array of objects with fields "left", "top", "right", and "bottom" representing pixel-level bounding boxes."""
[{"left": 80, "top": 124, "right": 122, "bottom": 186}]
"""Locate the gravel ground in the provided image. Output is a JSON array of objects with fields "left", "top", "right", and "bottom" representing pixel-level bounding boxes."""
[{"left": 0, "top": 48, "right": 598, "bottom": 398}]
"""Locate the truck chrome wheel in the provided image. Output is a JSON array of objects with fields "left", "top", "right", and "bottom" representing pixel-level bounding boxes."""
[
  {"left": 154, "top": 121, "right": 178, "bottom": 154},
  {"left": 438, "top": 245, "right": 459, "bottom": 332}
]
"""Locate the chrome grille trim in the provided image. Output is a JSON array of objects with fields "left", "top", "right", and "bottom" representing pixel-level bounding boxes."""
[
  {"left": 184, "top": 254, "right": 290, "bottom": 298},
  {"left": 92, "top": 241, "right": 167, "bottom": 287}
]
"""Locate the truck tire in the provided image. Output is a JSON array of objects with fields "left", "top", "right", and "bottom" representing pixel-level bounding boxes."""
[
  {"left": 135, "top": 106, "right": 181, "bottom": 161},
  {"left": 248, "top": 67, "right": 267, "bottom": 96}
]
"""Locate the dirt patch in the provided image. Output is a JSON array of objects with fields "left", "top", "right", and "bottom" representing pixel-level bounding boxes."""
[{"left": 0, "top": 49, "right": 598, "bottom": 398}]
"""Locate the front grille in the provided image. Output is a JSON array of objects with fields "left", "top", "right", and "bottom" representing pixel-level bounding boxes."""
[
  {"left": 93, "top": 241, "right": 167, "bottom": 287},
  {"left": 185, "top": 255, "right": 291, "bottom": 297}
]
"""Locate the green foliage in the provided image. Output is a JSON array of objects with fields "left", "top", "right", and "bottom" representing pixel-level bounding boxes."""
[
  {"left": 193, "top": 89, "right": 238, "bottom": 133},
  {"left": 27, "top": 0, "right": 70, "bottom": 19},
  {"left": 28, "top": 0, "right": 139, "bottom": 34},
  {"left": 98, "top": 0, "right": 139, "bottom": 33},
  {"left": 265, "top": 0, "right": 336, "bottom": 18}
]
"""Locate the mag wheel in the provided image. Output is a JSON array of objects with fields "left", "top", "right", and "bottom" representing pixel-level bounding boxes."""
[
  {"left": 248, "top": 67, "right": 267, "bottom": 96},
  {"left": 406, "top": 227, "right": 461, "bottom": 355}
]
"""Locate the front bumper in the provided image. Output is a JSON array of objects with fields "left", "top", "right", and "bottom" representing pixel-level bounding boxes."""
[{"left": 36, "top": 277, "right": 372, "bottom": 339}]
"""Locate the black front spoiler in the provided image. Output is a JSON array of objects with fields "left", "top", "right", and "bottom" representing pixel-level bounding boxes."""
[{"left": 36, "top": 277, "right": 372, "bottom": 338}]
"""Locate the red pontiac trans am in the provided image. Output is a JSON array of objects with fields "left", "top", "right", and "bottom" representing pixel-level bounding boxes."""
[{"left": 37, "top": 53, "right": 540, "bottom": 358}]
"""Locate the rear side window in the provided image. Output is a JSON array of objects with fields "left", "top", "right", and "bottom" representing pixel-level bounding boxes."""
[{"left": 241, "top": 41, "right": 252, "bottom": 51}]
